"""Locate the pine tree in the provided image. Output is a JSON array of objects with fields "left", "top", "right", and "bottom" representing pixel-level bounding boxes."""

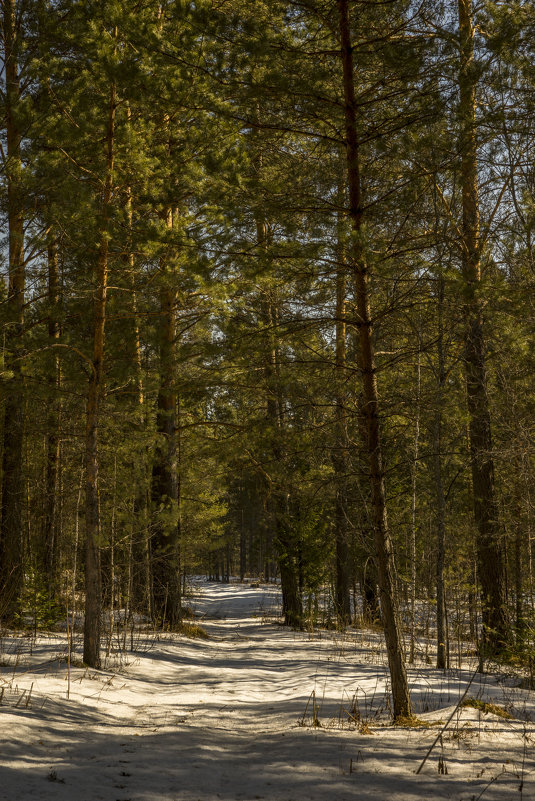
[{"left": 0, "top": 0, "right": 28, "bottom": 621}]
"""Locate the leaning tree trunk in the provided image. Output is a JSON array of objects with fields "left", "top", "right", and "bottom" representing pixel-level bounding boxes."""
[
  {"left": 83, "top": 78, "right": 116, "bottom": 668},
  {"left": 457, "top": 0, "right": 508, "bottom": 656},
  {"left": 337, "top": 0, "right": 412, "bottom": 719},
  {"left": 0, "top": 0, "right": 25, "bottom": 622}
]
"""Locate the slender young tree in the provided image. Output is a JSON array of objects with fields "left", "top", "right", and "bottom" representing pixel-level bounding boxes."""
[
  {"left": 433, "top": 272, "right": 448, "bottom": 670},
  {"left": 337, "top": 0, "right": 411, "bottom": 719}
]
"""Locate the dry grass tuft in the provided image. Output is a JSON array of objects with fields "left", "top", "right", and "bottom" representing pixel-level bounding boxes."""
[
  {"left": 176, "top": 622, "right": 209, "bottom": 640},
  {"left": 460, "top": 697, "right": 513, "bottom": 719},
  {"left": 393, "top": 715, "right": 432, "bottom": 728}
]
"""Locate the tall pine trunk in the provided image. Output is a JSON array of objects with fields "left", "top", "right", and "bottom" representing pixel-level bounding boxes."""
[
  {"left": 83, "top": 79, "right": 116, "bottom": 668},
  {"left": 409, "top": 339, "right": 421, "bottom": 664},
  {"left": 457, "top": 0, "right": 508, "bottom": 656},
  {"left": 333, "top": 230, "right": 351, "bottom": 627},
  {"left": 125, "top": 109, "right": 150, "bottom": 619},
  {"left": 337, "top": 0, "right": 411, "bottom": 719},
  {"left": 0, "top": 0, "right": 25, "bottom": 621},
  {"left": 43, "top": 234, "right": 61, "bottom": 601},
  {"left": 150, "top": 208, "right": 181, "bottom": 628},
  {"left": 264, "top": 294, "right": 302, "bottom": 628},
  {"left": 252, "top": 141, "right": 302, "bottom": 626},
  {"left": 434, "top": 274, "right": 448, "bottom": 670}
]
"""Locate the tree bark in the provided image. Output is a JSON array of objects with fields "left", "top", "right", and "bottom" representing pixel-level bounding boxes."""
[
  {"left": 43, "top": 234, "right": 61, "bottom": 601},
  {"left": 514, "top": 459, "right": 526, "bottom": 646},
  {"left": 433, "top": 274, "right": 447, "bottom": 670},
  {"left": 0, "top": 0, "right": 25, "bottom": 622},
  {"left": 409, "top": 341, "right": 421, "bottom": 664},
  {"left": 83, "top": 78, "right": 116, "bottom": 668},
  {"left": 457, "top": 0, "right": 508, "bottom": 656},
  {"left": 333, "top": 232, "right": 351, "bottom": 627},
  {"left": 337, "top": 0, "right": 411, "bottom": 719},
  {"left": 150, "top": 208, "right": 181, "bottom": 628},
  {"left": 252, "top": 139, "right": 303, "bottom": 625},
  {"left": 124, "top": 110, "right": 150, "bottom": 618},
  {"left": 264, "top": 294, "right": 302, "bottom": 628}
]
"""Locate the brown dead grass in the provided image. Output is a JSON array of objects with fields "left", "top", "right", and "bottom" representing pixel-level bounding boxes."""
[{"left": 461, "top": 697, "right": 513, "bottom": 719}]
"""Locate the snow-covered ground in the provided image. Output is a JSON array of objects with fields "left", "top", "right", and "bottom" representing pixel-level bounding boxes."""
[{"left": 1, "top": 579, "right": 535, "bottom": 800}]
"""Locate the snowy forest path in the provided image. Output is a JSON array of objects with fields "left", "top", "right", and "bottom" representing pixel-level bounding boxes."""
[{"left": 2, "top": 580, "right": 535, "bottom": 800}]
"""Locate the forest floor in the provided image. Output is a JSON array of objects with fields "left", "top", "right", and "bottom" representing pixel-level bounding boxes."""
[{"left": 1, "top": 580, "right": 535, "bottom": 801}]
